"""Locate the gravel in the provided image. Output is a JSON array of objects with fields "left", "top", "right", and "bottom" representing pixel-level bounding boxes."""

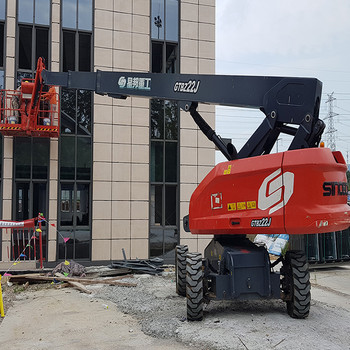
[{"left": 94, "top": 270, "right": 350, "bottom": 350}]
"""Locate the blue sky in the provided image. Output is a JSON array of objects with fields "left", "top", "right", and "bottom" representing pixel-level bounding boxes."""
[{"left": 215, "top": 0, "right": 350, "bottom": 162}]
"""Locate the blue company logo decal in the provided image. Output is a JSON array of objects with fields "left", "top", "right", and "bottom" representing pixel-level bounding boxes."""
[{"left": 118, "top": 76, "right": 151, "bottom": 91}]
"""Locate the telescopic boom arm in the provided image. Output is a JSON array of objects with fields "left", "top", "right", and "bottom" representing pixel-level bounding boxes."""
[{"left": 42, "top": 69, "right": 324, "bottom": 159}]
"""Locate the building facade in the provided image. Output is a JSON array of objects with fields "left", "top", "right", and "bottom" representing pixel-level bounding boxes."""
[{"left": 0, "top": 0, "right": 215, "bottom": 265}]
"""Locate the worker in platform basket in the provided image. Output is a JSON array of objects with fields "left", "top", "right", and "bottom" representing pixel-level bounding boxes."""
[
  {"left": 41, "top": 86, "right": 57, "bottom": 125},
  {"left": 10, "top": 85, "right": 21, "bottom": 124}
]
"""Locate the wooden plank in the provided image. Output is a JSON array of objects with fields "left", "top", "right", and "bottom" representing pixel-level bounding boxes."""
[
  {"left": 55, "top": 273, "right": 92, "bottom": 294},
  {"left": 8, "top": 273, "right": 137, "bottom": 287}
]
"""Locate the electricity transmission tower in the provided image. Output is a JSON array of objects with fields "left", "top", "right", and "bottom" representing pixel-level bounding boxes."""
[{"left": 325, "top": 92, "right": 338, "bottom": 151}]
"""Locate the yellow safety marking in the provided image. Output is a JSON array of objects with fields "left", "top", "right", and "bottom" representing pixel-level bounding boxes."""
[
  {"left": 223, "top": 164, "right": 232, "bottom": 175},
  {"left": 0, "top": 126, "right": 21, "bottom": 130},
  {"left": 247, "top": 201, "right": 257, "bottom": 210},
  {"left": 237, "top": 202, "right": 246, "bottom": 210},
  {"left": 227, "top": 203, "right": 236, "bottom": 211}
]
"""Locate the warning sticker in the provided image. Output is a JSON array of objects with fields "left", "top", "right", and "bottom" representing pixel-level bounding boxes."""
[
  {"left": 227, "top": 203, "right": 236, "bottom": 211},
  {"left": 211, "top": 193, "right": 223, "bottom": 210},
  {"left": 237, "top": 202, "right": 246, "bottom": 210},
  {"left": 223, "top": 165, "right": 232, "bottom": 175},
  {"left": 247, "top": 201, "right": 256, "bottom": 210}
]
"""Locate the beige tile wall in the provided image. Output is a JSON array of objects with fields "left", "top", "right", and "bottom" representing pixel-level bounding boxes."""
[
  {"left": 180, "top": 0, "right": 215, "bottom": 254},
  {"left": 92, "top": 0, "right": 150, "bottom": 261}
]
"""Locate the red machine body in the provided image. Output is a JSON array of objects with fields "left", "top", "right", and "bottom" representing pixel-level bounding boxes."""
[
  {"left": 189, "top": 147, "right": 350, "bottom": 235},
  {"left": 0, "top": 57, "right": 60, "bottom": 138}
]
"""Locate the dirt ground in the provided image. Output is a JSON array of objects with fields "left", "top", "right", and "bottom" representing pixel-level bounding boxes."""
[{"left": 0, "top": 266, "right": 349, "bottom": 350}]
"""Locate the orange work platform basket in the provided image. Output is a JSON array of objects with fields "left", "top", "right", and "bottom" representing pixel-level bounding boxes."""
[{"left": 0, "top": 58, "right": 60, "bottom": 138}]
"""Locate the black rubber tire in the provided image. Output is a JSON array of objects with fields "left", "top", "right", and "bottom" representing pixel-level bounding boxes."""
[
  {"left": 282, "top": 250, "right": 311, "bottom": 319},
  {"left": 175, "top": 245, "right": 188, "bottom": 297},
  {"left": 186, "top": 252, "right": 203, "bottom": 321}
]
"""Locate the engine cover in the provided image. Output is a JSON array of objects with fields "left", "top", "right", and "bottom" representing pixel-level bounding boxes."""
[{"left": 188, "top": 148, "right": 350, "bottom": 235}]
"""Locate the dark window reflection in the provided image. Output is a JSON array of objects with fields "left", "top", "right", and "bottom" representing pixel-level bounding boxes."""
[
  {"left": 76, "top": 137, "right": 91, "bottom": 180},
  {"left": 165, "top": 100, "right": 178, "bottom": 139},
  {"left": 18, "top": 0, "right": 33, "bottom": 23},
  {"left": 61, "top": 88, "right": 76, "bottom": 133},
  {"left": 151, "top": 0, "right": 164, "bottom": 40},
  {"left": 79, "top": 33, "right": 91, "bottom": 72},
  {"left": 165, "top": 186, "right": 176, "bottom": 225},
  {"left": 19, "top": 26, "right": 32, "bottom": 69},
  {"left": 16, "top": 71, "right": 33, "bottom": 88},
  {"left": 152, "top": 42, "right": 163, "bottom": 73},
  {"left": 164, "top": 229, "right": 177, "bottom": 255},
  {"left": 35, "top": 0, "right": 50, "bottom": 25},
  {"left": 165, "top": 142, "right": 177, "bottom": 182},
  {"left": 35, "top": 27, "right": 49, "bottom": 65},
  {"left": 60, "top": 136, "right": 75, "bottom": 180},
  {"left": 33, "top": 182, "right": 47, "bottom": 219},
  {"left": 14, "top": 138, "right": 31, "bottom": 179},
  {"left": 74, "top": 230, "right": 90, "bottom": 259},
  {"left": 166, "top": 44, "right": 177, "bottom": 73},
  {"left": 0, "top": 70, "right": 3, "bottom": 90},
  {"left": 151, "top": 185, "right": 162, "bottom": 225},
  {"left": 151, "top": 99, "right": 164, "bottom": 138},
  {"left": 60, "top": 184, "right": 74, "bottom": 226},
  {"left": 15, "top": 182, "right": 30, "bottom": 220},
  {"left": 151, "top": 141, "right": 163, "bottom": 182},
  {"left": 0, "top": 23, "right": 4, "bottom": 67},
  {"left": 165, "top": 0, "right": 178, "bottom": 41},
  {"left": 63, "top": 31, "right": 76, "bottom": 72},
  {"left": 150, "top": 228, "right": 163, "bottom": 257},
  {"left": 76, "top": 184, "right": 89, "bottom": 226},
  {"left": 33, "top": 138, "right": 49, "bottom": 179},
  {"left": 77, "top": 90, "right": 91, "bottom": 134},
  {"left": 78, "top": 0, "right": 92, "bottom": 31},
  {"left": 62, "top": 0, "right": 77, "bottom": 29}
]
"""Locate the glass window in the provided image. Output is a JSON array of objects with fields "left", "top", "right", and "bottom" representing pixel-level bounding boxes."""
[
  {"left": 60, "top": 136, "right": 75, "bottom": 180},
  {"left": 151, "top": 0, "right": 164, "bottom": 40},
  {"left": 150, "top": 227, "right": 163, "bottom": 257},
  {"left": 18, "top": 0, "right": 34, "bottom": 23},
  {"left": 165, "top": 142, "right": 177, "bottom": 182},
  {"left": 166, "top": 43, "right": 177, "bottom": 73},
  {"left": 79, "top": 33, "right": 91, "bottom": 72},
  {"left": 151, "top": 141, "right": 163, "bottom": 182},
  {"left": 35, "top": 0, "right": 50, "bottom": 25},
  {"left": 77, "top": 90, "right": 92, "bottom": 134},
  {"left": 0, "top": 22, "right": 4, "bottom": 67},
  {"left": 0, "top": 70, "right": 3, "bottom": 89},
  {"left": 62, "top": 0, "right": 77, "bottom": 29},
  {"left": 63, "top": 31, "right": 76, "bottom": 72},
  {"left": 76, "top": 184, "right": 89, "bottom": 226},
  {"left": 32, "top": 138, "right": 49, "bottom": 179},
  {"left": 35, "top": 27, "right": 49, "bottom": 64},
  {"left": 165, "top": 186, "right": 176, "bottom": 225},
  {"left": 76, "top": 137, "right": 91, "bottom": 180},
  {"left": 61, "top": 88, "right": 76, "bottom": 133},
  {"left": 74, "top": 230, "right": 90, "bottom": 259},
  {"left": 14, "top": 138, "right": 31, "bottom": 179},
  {"left": 165, "top": 0, "right": 178, "bottom": 41},
  {"left": 0, "top": 0, "right": 5, "bottom": 21},
  {"left": 165, "top": 100, "right": 178, "bottom": 139},
  {"left": 18, "top": 26, "right": 32, "bottom": 69},
  {"left": 151, "top": 99, "right": 164, "bottom": 138},
  {"left": 150, "top": 185, "right": 162, "bottom": 225},
  {"left": 152, "top": 42, "right": 163, "bottom": 73},
  {"left": 61, "top": 190, "right": 71, "bottom": 212},
  {"left": 78, "top": 0, "right": 92, "bottom": 31},
  {"left": 60, "top": 184, "right": 74, "bottom": 226}
]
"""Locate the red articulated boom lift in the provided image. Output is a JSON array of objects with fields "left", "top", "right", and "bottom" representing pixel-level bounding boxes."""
[
  {"left": 40, "top": 65, "right": 350, "bottom": 320},
  {"left": 0, "top": 57, "right": 60, "bottom": 138}
]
